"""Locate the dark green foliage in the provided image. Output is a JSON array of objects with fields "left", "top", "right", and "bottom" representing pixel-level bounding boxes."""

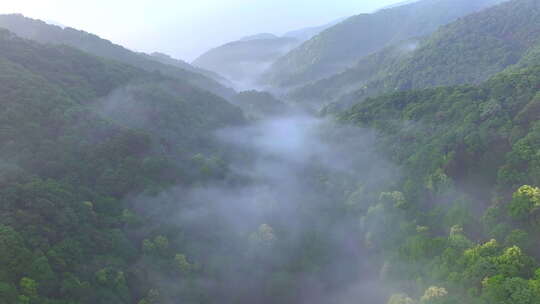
[{"left": 0, "top": 29, "right": 243, "bottom": 303}]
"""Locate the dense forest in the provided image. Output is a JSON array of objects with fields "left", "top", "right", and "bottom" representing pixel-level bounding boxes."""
[
  {"left": 340, "top": 64, "right": 540, "bottom": 303},
  {"left": 0, "top": 28, "right": 244, "bottom": 304},
  {"left": 1, "top": 0, "right": 540, "bottom": 303}
]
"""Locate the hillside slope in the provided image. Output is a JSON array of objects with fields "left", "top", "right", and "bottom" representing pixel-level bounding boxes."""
[
  {"left": 290, "top": 38, "right": 421, "bottom": 108},
  {"left": 0, "top": 14, "right": 235, "bottom": 98},
  {"left": 262, "top": 0, "right": 507, "bottom": 88},
  {"left": 3, "top": 1, "right": 540, "bottom": 304},
  {"left": 293, "top": 0, "right": 540, "bottom": 110},
  {"left": 0, "top": 28, "right": 244, "bottom": 304},
  {"left": 339, "top": 63, "right": 540, "bottom": 304}
]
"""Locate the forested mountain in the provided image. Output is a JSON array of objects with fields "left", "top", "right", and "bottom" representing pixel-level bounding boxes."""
[
  {"left": 0, "top": 27, "right": 384, "bottom": 303},
  {"left": 293, "top": 0, "right": 540, "bottom": 111},
  {"left": 191, "top": 17, "right": 346, "bottom": 90},
  {"left": 0, "top": 14, "right": 235, "bottom": 99},
  {"left": 192, "top": 36, "right": 301, "bottom": 90},
  {"left": 261, "top": 0, "right": 507, "bottom": 88},
  {"left": 339, "top": 62, "right": 540, "bottom": 304},
  {"left": 2, "top": 0, "right": 540, "bottom": 303},
  {"left": 290, "top": 38, "right": 421, "bottom": 108},
  {"left": 0, "top": 28, "right": 244, "bottom": 304}
]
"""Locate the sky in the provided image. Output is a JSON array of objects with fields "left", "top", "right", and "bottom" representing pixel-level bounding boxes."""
[{"left": 0, "top": 0, "right": 406, "bottom": 61}]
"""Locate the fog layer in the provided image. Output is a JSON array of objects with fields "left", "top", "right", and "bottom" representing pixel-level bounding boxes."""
[{"left": 125, "top": 108, "right": 399, "bottom": 303}]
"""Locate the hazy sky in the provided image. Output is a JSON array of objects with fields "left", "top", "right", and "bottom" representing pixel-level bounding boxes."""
[{"left": 0, "top": 0, "right": 405, "bottom": 61}]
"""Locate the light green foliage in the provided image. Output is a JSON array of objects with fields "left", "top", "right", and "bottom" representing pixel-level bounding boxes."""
[
  {"left": 495, "top": 246, "right": 535, "bottom": 278},
  {"left": 426, "top": 168, "right": 454, "bottom": 195},
  {"left": 388, "top": 293, "right": 417, "bottom": 304},
  {"left": 420, "top": 286, "right": 448, "bottom": 303},
  {"left": 17, "top": 295, "right": 30, "bottom": 304},
  {"left": 82, "top": 201, "right": 94, "bottom": 210},
  {"left": 19, "top": 278, "right": 37, "bottom": 297},
  {"left": 508, "top": 185, "right": 540, "bottom": 220}
]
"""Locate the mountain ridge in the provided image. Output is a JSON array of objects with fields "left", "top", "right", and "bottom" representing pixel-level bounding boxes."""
[
  {"left": 0, "top": 14, "right": 236, "bottom": 99},
  {"left": 317, "top": 0, "right": 540, "bottom": 112},
  {"left": 261, "top": 0, "right": 508, "bottom": 89}
]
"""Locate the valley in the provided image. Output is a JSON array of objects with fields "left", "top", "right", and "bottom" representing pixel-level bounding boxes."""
[{"left": 0, "top": 0, "right": 539, "bottom": 303}]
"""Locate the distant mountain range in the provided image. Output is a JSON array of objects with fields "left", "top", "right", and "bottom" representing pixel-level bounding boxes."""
[
  {"left": 239, "top": 33, "right": 279, "bottom": 41},
  {"left": 378, "top": 0, "right": 419, "bottom": 11},
  {"left": 306, "top": 0, "right": 540, "bottom": 111},
  {"left": 193, "top": 37, "right": 301, "bottom": 90},
  {"left": 260, "top": 0, "right": 509, "bottom": 89},
  {"left": 192, "top": 17, "right": 347, "bottom": 90}
]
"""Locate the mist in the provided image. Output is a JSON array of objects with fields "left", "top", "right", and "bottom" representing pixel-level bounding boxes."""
[
  {"left": 193, "top": 38, "right": 301, "bottom": 92},
  {"left": 83, "top": 45, "right": 406, "bottom": 301},
  {"left": 99, "top": 77, "right": 485, "bottom": 303},
  {"left": 111, "top": 95, "right": 401, "bottom": 303},
  {"left": 1, "top": 0, "right": 537, "bottom": 303}
]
